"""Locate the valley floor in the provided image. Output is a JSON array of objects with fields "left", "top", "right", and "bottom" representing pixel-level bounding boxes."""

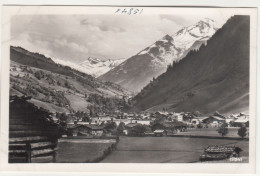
[
  {"left": 55, "top": 133, "right": 249, "bottom": 163},
  {"left": 101, "top": 136, "right": 249, "bottom": 163}
]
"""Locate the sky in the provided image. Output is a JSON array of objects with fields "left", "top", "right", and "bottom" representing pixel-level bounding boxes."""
[{"left": 11, "top": 12, "right": 234, "bottom": 63}]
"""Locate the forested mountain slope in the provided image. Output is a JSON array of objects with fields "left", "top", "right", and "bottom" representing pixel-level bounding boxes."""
[
  {"left": 133, "top": 15, "right": 250, "bottom": 115},
  {"left": 10, "top": 46, "right": 131, "bottom": 113}
]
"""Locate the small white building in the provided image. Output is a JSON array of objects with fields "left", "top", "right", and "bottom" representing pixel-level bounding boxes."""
[
  {"left": 132, "top": 120, "right": 151, "bottom": 125},
  {"left": 91, "top": 117, "right": 113, "bottom": 125},
  {"left": 234, "top": 118, "right": 248, "bottom": 123},
  {"left": 114, "top": 119, "right": 132, "bottom": 126},
  {"left": 171, "top": 113, "right": 183, "bottom": 121},
  {"left": 77, "top": 121, "right": 90, "bottom": 125},
  {"left": 191, "top": 117, "right": 208, "bottom": 125}
]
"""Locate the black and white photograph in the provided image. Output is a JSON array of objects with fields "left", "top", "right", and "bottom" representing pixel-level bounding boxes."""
[{"left": 0, "top": 5, "right": 257, "bottom": 174}]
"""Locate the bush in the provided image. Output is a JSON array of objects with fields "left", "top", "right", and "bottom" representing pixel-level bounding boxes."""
[
  {"left": 12, "top": 84, "right": 25, "bottom": 94},
  {"left": 34, "top": 70, "right": 44, "bottom": 80},
  {"left": 24, "top": 85, "right": 38, "bottom": 96},
  {"left": 128, "top": 124, "right": 148, "bottom": 136},
  {"left": 238, "top": 125, "right": 247, "bottom": 138},
  {"left": 218, "top": 123, "right": 228, "bottom": 137},
  {"left": 64, "top": 80, "right": 71, "bottom": 88}
]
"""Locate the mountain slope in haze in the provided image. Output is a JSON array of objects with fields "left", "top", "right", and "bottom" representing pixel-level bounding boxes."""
[
  {"left": 100, "top": 18, "right": 218, "bottom": 92},
  {"left": 10, "top": 46, "right": 130, "bottom": 113},
  {"left": 133, "top": 15, "right": 250, "bottom": 115},
  {"left": 52, "top": 57, "right": 125, "bottom": 77}
]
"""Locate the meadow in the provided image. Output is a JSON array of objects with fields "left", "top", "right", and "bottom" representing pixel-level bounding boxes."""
[
  {"left": 101, "top": 136, "right": 249, "bottom": 163},
  {"left": 56, "top": 139, "right": 115, "bottom": 163},
  {"left": 177, "top": 127, "right": 249, "bottom": 138}
]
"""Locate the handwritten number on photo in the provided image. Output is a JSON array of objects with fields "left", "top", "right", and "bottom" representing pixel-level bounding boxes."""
[{"left": 115, "top": 8, "right": 143, "bottom": 15}]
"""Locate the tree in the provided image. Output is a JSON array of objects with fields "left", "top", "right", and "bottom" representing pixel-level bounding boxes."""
[
  {"left": 82, "top": 116, "right": 90, "bottom": 122},
  {"left": 218, "top": 123, "right": 228, "bottom": 137},
  {"left": 197, "top": 122, "right": 203, "bottom": 130},
  {"left": 117, "top": 122, "right": 126, "bottom": 134},
  {"left": 57, "top": 112, "right": 68, "bottom": 122},
  {"left": 130, "top": 124, "right": 147, "bottom": 136},
  {"left": 238, "top": 124, "right": 247, "bottom": 138},
  {"left": 64, "top": 80, "right": 70, "bottom": 88},
  {"left": 152, "top": 116, "right": 165, "bottom": 125},
  {"left": 89, "top": 107, "right": 94, "bottom": 117},
  {"left": 34, "top": 70, "right": 44, "bottom": 80},
  {"left": 151, "top": 123, "right": 165, "bottom": 132},
  {"left": 105, "top": 121, "right": 117, "bottom": 132}
]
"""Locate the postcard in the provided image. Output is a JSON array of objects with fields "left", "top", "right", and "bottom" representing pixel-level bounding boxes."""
[{"left": 0, "top": 6, "right": 257, "bottom": 174}]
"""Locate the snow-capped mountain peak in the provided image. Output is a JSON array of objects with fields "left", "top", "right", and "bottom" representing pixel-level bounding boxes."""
[
  {"left": 81, "top": 57, "right": 102, "bottom": 65},
  {"left": 172, "top": 18, "right": 217, "bottom": 49},
  {"left": 199, "top": 18, "right": 217, "bottom": 27},
  {"left": 52, "top": 57, "right": 126, "bottom": 77},
  {"left": 138, "top": 18, "right": 218, "bottom": 66},
  {"left": 100, "top": 18, "right": 219, "bottom": 92}
]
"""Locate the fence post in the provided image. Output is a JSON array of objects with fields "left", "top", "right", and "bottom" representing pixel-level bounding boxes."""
[
  {"left": 26, "top": 143, "right": 31, "bottom": 163},
  {"left": 53, "top": 151, "right": 56, "bottom": 162}
]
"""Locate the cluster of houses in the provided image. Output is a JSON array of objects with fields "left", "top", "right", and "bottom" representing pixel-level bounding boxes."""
[
  {"left": 190, "top": 112, "right": 249, "bottom": 128},
  {"left": 51, "top": 110, "right": 249, "bottom": 138}
]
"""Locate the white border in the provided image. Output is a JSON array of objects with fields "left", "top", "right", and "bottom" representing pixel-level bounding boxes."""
[{"left": 0, "top": 3, "right": 259, "bottom": 175}]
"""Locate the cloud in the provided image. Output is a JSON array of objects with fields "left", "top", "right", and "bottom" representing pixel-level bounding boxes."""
[
  {"left": 10, "top": 12, "right": 232, "bottom": 64},
  {"left": 80, "top": 18, "right": 125, "bottom": 33},
  {"left": 160, "top": 15, "right": 189, "bottom": 26},
  {"left": 80, "top": 18, "right": 101, "bottom": 26}
]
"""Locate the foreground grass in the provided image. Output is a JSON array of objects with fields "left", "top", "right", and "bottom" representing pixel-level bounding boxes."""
[
  {"left": 56, "top": 140, "right": 113, "bottom": 163},
  {"left": 101, "top": 136, "right": 249, "bottom": 163}
]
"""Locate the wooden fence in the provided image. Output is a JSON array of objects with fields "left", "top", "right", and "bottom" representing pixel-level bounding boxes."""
[{"left": 9, "top": 136, "right": 57, "bottom": 163}]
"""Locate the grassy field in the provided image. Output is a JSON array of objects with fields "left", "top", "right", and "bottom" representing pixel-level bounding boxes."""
[
  {"left": 101, "top": 136, "right": 249, "bottom": 163},
  {"left": 56, "top": 139, "right": 114, "bottom": 163},
  {"left": 29, "top": 98, "right": 69, "bottom": 113},
  {"left": 179, "top": 127, "right": 248, "bottom": 138},
  {"left": 64, "top": 94, "right": 90, "bottom": 112}
]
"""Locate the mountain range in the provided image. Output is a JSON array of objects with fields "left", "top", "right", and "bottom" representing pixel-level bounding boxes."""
[
  {"left": 99, "top": 18, "right": 219, "bottom": 92},
  {"left": 52, "top": 57, "right": 125, "bottom": 77},
  {"left": 10, "top": 16, "right": 250, "bottom": 115},
  {"left": 133, "top": 15, "right": 250, "bottom": 115}
]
